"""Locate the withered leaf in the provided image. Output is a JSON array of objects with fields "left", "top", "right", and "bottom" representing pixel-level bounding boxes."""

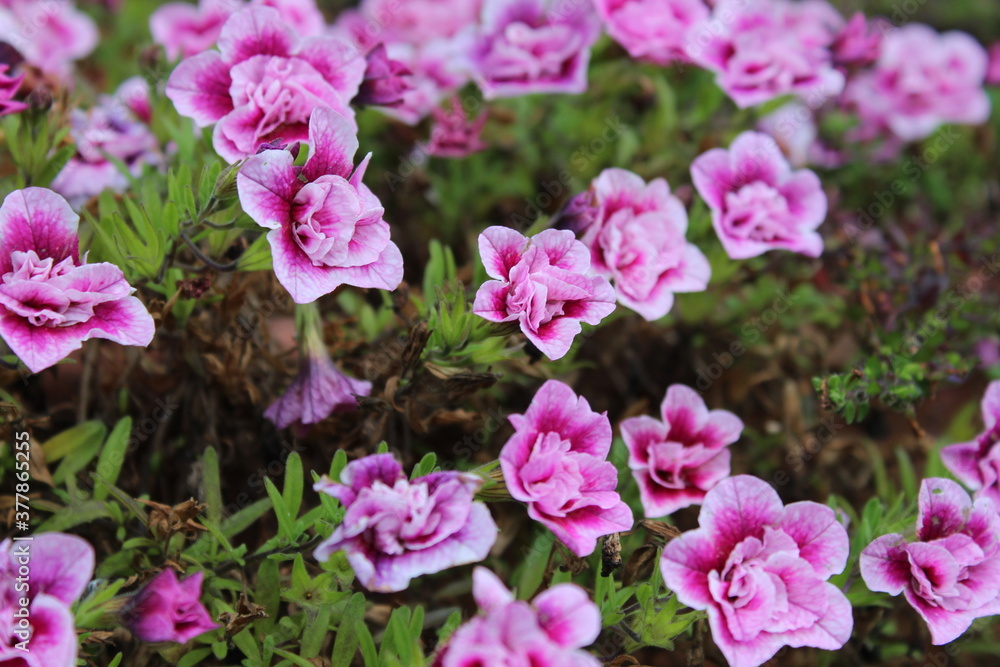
[
  {"left": 601, "top": 532, "right": 623, "bottom": 577},
  {"left": 637, "top": 520, "right": 681, "bottom": 543},
  {"left": 218, "top": 594, "right": 268, "bottom": 637},
  {"left": 623, "top": 543, "right": 659, "bottom": 587}
]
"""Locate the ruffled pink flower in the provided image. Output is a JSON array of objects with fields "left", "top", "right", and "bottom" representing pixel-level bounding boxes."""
[
  {"left": 830, "top": 12, "right": 883, "bottom": 69},
  {"left": 380, "top": 39, "right": 473, "bottom": 124},
  {"left": 51, "top": 78, "right": 162, "bottom": 207},
  {"left": 594, "top": 0, "right": 709, "bottom": 66},
  {"left": 473, "top": 227, "right": 615, "bottom": 360},
  {"left": 574, "top": 168, "right": 710, "bottom": 321},
  {"left": 342, "top": 0, "right": 483, "bottom": 48},
  {"left": 432, "top": 568, "right": 602, "bottom": 666},
  {"left": 661, "top": 475, "right": 852, "bottom": 667},
  {"left": 314, "top": 453, "right": 498, "bottom": 592},
  {"left": 843, "top": 24, "right": 990, "bottom": 142},
  {"left": 355, "top": 43, "right": 413, "bottom": 108},
  {"left": 0, "top": 0, "right": 97, "bottom": 80},
  {"left": 621, "top": 384, "right": 742, "bottom": 517},
  {"left": 988, "top": 43, "right": 1000, "bottom": 86},
  {"left": 685, "top": 0, "right": 844, "bottom": 108},
  {"left": 426, "top": 97, "right": 488, "bottom": 158},
  {"left": 691, "top": 131, "right": 827, "bottom": 260},
  {"left": 499, "top": 380, "right": 633, "bottom": 556},
  {"left": 941, "top": 381, "right": 1000, "bottom": 507},
  {"left": 0, "top": 533, "right": 95, "bottom": 667},
  {"left": 166, "top": 5, "right": 364, "bottom": 162},
  {"left": 122, "top": 569, "right": 218, "bottom": 644},
  {"left": 0, "top": 188, "right": 155, "bottom": 374},
  {"left": 469, "top": 0, "right": 602, "bottom": 99},
  {"left": 860, "top": 478, "right": 1000, "bottom": 645},
  {"left": 236, "top": 107, "right": 403, "bottom": 303},
  {"left": 756, "top": 102, "right": 845, "bottom": 169},
  {"left": 0, "top": 64, "right": 24, "bottom": 116}
]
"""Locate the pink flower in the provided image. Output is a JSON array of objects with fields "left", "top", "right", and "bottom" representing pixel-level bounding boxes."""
[
  {"left": 51, "top": 78, "right": 162, "bottom": 207},
  {"left": 166, "top": 5, "right": 364, "bottom": 162},
  {"left": 0, "top": 533, "right": 95, "bottom": 667},
  {"left": 355, "top": 43, "right": 413, "bottom": 108},
  {"left": 0, "top": 188, "right": 155, "bottom": 374},
  {"left": 123, "top": 569, "right": 218, "bottom": 644},
  {"left": 594, "top": 0, "right": 709, "bottom": 66},
  {"left": 756, "top": 102, "right": 845, "bottom": 169},
  {"left": 0, "top": 0, "right": 97, "bottom": 80},
  {"left": 843, "top": 24, "right": 990, "bottom": 142},
  {"left": 860, "top": 478, "right": 1000, "bottom": 645},
  {"left": 621, "top": 384, "right": 742, "bottom": 517},
  {"left": 691, "top": 131, "right": 827, "bottom": 260},
  {"left": 473, "top": 227, "right": 616, "bottom": 360},
  {"left": 426, "top": 97, "right": 488, "bottom": 158},
  {"left": 685, "top": 0, "right": 844, "bottom": 108},
  {"left": 343, "top": 0, "right": 483, "bottom": 48},
  {"left": 988, "top": 43, "right": 1000, "bottom": 86},
  {"left": 941, "top": 381, "right": 1000, "bottom": 508},
  {"left": 469, "top": 0, "right": 602, "bottom": 99},
  {"left": 236, "top": 107, "right": 403, "bottom": 303},
  {"left": 379, "top": 39, "right": 473, "bottom": 124},
  {"left": 314, "top": 453, "right": 498, "bottom": 592},
  {"left": 574, "top": 168, "right": 710, "bottom": 321},
  {"left": 661, "top": 475, "right": 852, "bottom": 667},
  {"left": 830, "top": 12, "right": 883, "bottom": 69},
  {"left": 499, "top": 380, "right": 633, "bottom": 557},
  {"left": 0, "top": 64, "right": 24, "bottom": 116},
  {"left": 432, "top": 568, "right": 602, "bottom": 666}
]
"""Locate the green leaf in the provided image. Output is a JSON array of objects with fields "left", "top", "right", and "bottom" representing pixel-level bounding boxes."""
[
  {"left": 36, "top": 500, "right": 111, "bottom": 533},
  {"left": 42, "top": 421, "right": 106, "bottom": 465},
  {"left": 176, "top": 648, "right": 213, "bottom": 667},
  {"left": 93, "top": 417, "right": 132, "bottom": 500},
  {"left": 283, "top": 452, "right": 304, "bottom": 520},
  {"left": 301, "top": 605, "right": 333, "bottom": 658},
  {"left": 256, "top": 558, "right": 280, "bottom": 633},
  {"left": 516, "top": 530, "right": 554, "bottom": 600},
  {"left": 332, "top": 593, "right": 367, "bottom": 667},
  {"left": 264, "top": 476, "right": 294, "bottom": 542},
  {"left": 356, "top": 618, "right": 379, "bottom": 667},
  {"left": 203, "top": 447, "right": 223, "bottom": 526}
]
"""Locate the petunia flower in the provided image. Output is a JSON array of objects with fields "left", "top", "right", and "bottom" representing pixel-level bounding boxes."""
[
  {"left": 941, "top": 381, "right": 1000, "bottom": 508},
  {"left": 0, "top": 63, "right": 25, "bottom": 117},
  {"left": 0, "top": 188, "right": 155, "bottom": 373},
  {"left": 122, "top": 569, "right": 219, "bottom": 644},
  {"left": 0, "top": 0, "right": 97, "bottom": 81},
  {"left": 661, "top": 475, "right": 852, "bottom": 667},
  {"left": 499, "top": 380, "right": 633, "bottom": 557},
  {"left": 426, "top": 96, "right": 488, "bottom": 158},
  {"left": 236, "top": 106, "right": 403, "bottom": 304},
  {"left": 594, "top": 0, "right": 708, "bottom": 66},
  {"left": 354, "top": 43, "right": 413, "bottom": 108},
  {"left": 314, "top": 453, "right": 498, "bottom": 592}
]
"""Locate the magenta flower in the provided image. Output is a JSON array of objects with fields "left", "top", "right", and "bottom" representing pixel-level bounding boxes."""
[
  {"left": 500, "top": 380, "right": 633, "bottom": 557},
  {"left": 355, "top": 44, "right": 413, "bottom": 108},
  {"left": 314, "top": 453, "right": 498, "bottom": 592},
  {"left": 860, "top": 478, "right": 1000, "bottom": 645},
  {"left": 426, "top": 97, "right": 488, "bottom": 159},
  {"left": 661, "top": 475, "right": 852, "bottom": 667},
  {"left": 432, "top": 567, "right": 602, "bottom": 666},
  {"left": 381, "top": 40, "right": 473, "bottom": 124},
  {"left": 0, "top": 0, "right": 97, "bottom": 81},
  {"left": 594, "top": 0, "right": 708, "bottom": 66},
  {"left": 756, "top": 102, "right": 845, "bottom": 169},
  {"left": 830, "top": 12, "right": 883, "bottom": 69},
  {"left": 843, "top": 25, "right": 990, "bottom": 143},
  {"left": 151, "top": 0, "right": 234, "bottom": 60},
  {"left": 0, "top": 533, "right": 95, "bottom": 667},
  {"left": 685, "top": 0, "right": 844, "bottom": 108},
  {"left": 691, "top": 131, "right": 827, "bottom": 260},
  {"left": 0, "top": 188, "right": 155, "bottom": 374},
  {"left": 941, "top": 381, "right": 1000, "bottom": 508},
  {"left": 574, "top": 168, "right": 710, "bottom": 321},
  {"left": 988, "top": 43, "right": 1000, "bottom": 86},
  {"left": 0, "top": 64, "right": 24, "bottom": 117},
  {"left": 51, "top": 78, "right": 162, "bottom": 207},
  {"left": 123, "top": 569, "right": 218, "bottom": 644},
  {"left": 469, "top": 0, "right": 602, "bottom": 99},
  {"left": 344, "top": 0, "right": 482, "bottom": 48},
  {"left": 166, "top": 5, "right": 365, "bottom": 162},
  {"left": 473, "top": 227, "right": 616, "bottom": 360},
  {"left": 621, "top": 384, "right": 742, "bottom": 517},
  {"left": 236, "top": 107, "right": 403, "bottom": 304}
]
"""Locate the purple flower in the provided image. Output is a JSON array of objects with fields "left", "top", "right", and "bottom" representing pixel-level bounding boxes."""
[
  {"left": 473, "top": 227, "right": 616, "bottom": 360},
  {"left": 426, "top": 97, "right": 488, "bottom": 158},
  {"left": 0, "top": 63, "right": 24, "bottom": 117},
  {"left": 314, "top": 454, "right": 498, "bottom": 592},
  {"left": 843, "top": 24, "right": 990, "bottom": 142},
  {"left": 685, "top": 0, "right": 844, "bottom": 108},
  {"left": 166, "top": 5, "right": 365, "bottom": 162},
  {"left": 469, "top": 0, "right": 602, "bottom": 99},
  {"left": 594, "top": 0, "right": 709, "bottom": 66},
  {"left": 499, "top": 380, "right": 633, "bottom": 557},
  {"left": 0, "top": 188, "right": 155, "bottom": 374},
  {"left": 988, "top": 43, "right": 1000, "bottom": 86},
  {"left": 51, "top": 78, "right": 162, "bottom": 207},
  {"left": 123, "top": 569, "right": 218, "bottom": 644},
  {"left": 236, "top": 107, "right": 403, "bottom": 304},
  {"left": 0, "top": 0, "right": 97, "bottom": 81},
  {"left": 0, "top": 533, "right": 95, "bottom": 667},
  {"left": 941, "top": 381, "right": 1000, "bottom": 507},
  {"left": 860, "top": 478, "right": 1000, "bottom": 645},
  {"left": 432, "top": 567, "right": 602, "bottom": 666},
  {"left": 355, "top": 43, "right": 413, "bottom": 108},
  {"left": 691, "top": 131, "right": 827, "bottom": 260},
  {"left": 621, "top": 384, "right": 742, "bottom": 517},
  {"left": 575, "top": 168, "right": 710, "bottom": 321},
  {"left": 661, "top": 475, "right": 852, "bottom": 667}
]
